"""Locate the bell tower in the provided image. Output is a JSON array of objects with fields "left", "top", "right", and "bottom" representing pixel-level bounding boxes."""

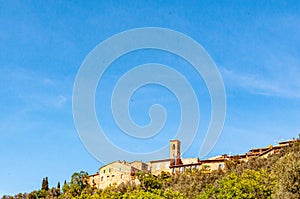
[{"left": 170, "top": 140, "right": 182, "bottom": 166}]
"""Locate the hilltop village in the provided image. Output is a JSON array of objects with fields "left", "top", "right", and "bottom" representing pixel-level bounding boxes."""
[{"left": 87, "top": 138, "right": 297, "bottom": 190}]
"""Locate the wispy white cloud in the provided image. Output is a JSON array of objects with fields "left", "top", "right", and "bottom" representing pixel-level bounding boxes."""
[
  {"left": 221, "top": 66, "right": 300, "bottom": 99},
  {"left": 53, "top": 95, "right": 68, "bottom": 108},
  {"left": 218, "top": 9, "right": 300, "bottom": 99},
  {"left": 0, "top": 67, "right": 70, "bottom": 112},
  {"left": 42, "top": 77, "right": 56, "bottom": 86}
]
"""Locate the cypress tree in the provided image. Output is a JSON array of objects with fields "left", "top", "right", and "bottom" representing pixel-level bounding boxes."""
[
  {"left": 41, "top": 178, "right": 45, "bottom": 190},
  {"left": 42, "top": 177, "right": 49, "bottom": 191},
  {"left": 45, "top": 177, "right": 49, "bottom": 191}
]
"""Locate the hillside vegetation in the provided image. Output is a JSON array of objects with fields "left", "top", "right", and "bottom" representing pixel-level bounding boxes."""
[{"left": 2, "top": 140, "right": 300, "bottom": 199}]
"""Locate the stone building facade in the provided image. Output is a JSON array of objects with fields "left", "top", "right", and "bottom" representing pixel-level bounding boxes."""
[
  {"left": 87, "top": 172, "right": 100, "bottom": 189},
  {"left": 149, "top": 159, "right": 171, "bottom": 176},
  {"left": 96, "top": 160, "right": 146, "bottom": 189}
]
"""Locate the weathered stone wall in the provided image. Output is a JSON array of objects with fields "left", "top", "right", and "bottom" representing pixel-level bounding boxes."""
[
  {"left": 98, "top": 161, "right": 135, "bottom": 189},
  {"left": 130, "top": 161, "right": 149, "bottom": 172},
  {"left": 150, "top": 160, "right": 172, "bottom": 176},
  {"left": 87, "top": 173, "right": 100, "bottom": 189}
]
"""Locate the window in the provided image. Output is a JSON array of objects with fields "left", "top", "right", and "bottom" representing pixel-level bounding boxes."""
[
  {"left": 103, "top": 169, "right": 105, "bottom": 174},
  {"left": 101, "top": 177, "right": 104, "bottom": 181},
  {"left": 109, "top": 168, "right": 111, "bottom": 173},
  {"left": 112, "top": 175, "right": 115, "bottom": 177},
  {"left": 119, "top": 168, "right": 122, "bottom": 172},
  {"left": 172, "top": 144, "right": 175, "bottom": 150},
  {"left": 121, "top": 174, "right": 124, "bottom": 179},
  {"left": 107, "top": 175, "right": 109, "bottom": 178},
  {"left": 219, "top": 164, "right": 223, "bottom": 169}
]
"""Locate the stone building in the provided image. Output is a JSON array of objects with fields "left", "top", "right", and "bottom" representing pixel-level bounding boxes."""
[
  {"left": 96, "top": 160, "right": 146, "bottom": 189},
  {"left": 87, "top": 137, "right": 298, "bottom": 189},
  {"left": 130, "top": 161, "right": 149, "bottom": 171},
  {"left": 87, "top": 172, "right": 100, "bottom": 189},
  {"left": 149, "top": 159, "right": 171, "bottom": 176},
  {"left": 87, "top": 140, "right": 185, "bottom": 189},
  {"left": 169, "top": 153, "right": 225, "bottom": 173}
]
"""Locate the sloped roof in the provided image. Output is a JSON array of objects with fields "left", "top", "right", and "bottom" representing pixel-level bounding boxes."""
[{"left": 99, "top": 160, "right": 131, "bottom": 170}]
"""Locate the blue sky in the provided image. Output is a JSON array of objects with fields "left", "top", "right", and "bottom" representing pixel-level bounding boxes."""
[{"left": 1, "top": 0, "right": 300, "bottom": 196}]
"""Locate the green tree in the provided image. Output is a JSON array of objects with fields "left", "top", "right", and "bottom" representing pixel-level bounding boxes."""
[
  {"left": 197, "top": 169, "right": 273, "bottom": 199},
  {"left": 135, "top": 172, "right": 162, "bottom": 191},
  {"left": 36, "top": 189, "right": 48, "bottom": 198},
  {"left": 161, "top": 169, "right": 224, "bottom": 198},
  {"left": 60, "top": 171, "right": 90, "bottom": 198},
  {"left": 271, "top": 142, "right": 300, "bottom": 199}
]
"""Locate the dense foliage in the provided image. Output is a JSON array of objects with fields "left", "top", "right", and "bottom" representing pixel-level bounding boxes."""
[{"left": 2, "top": 140, "right": 299, "bottom": 199}]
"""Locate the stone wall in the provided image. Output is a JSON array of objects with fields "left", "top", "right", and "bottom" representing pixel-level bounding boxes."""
[{"left": 98, "top": 161, "right": 137, "bottom": 189}]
